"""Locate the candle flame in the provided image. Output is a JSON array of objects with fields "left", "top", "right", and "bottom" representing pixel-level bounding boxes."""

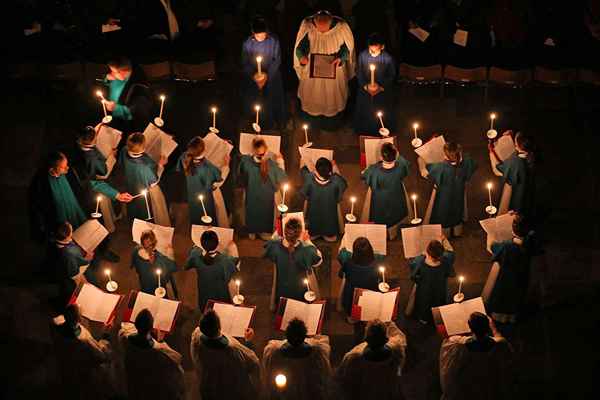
[
  {"left": 412, "top": 122, "right": 419, "bottom": 129},
  {"left": 369, "top": 64, "right": 376, "bottom": 71},
  {"left": 490, "top": 113, "right": 496, "bottom": 119},
  {"left": 141, "top": 189, "right": 147, "bottom": 196},
  {"left": 95, "top": 90, "right": 103, "bottom": 97},
  {"left": 379, "top": 266, "right": 385, "bottom": 273},
  {"left": 211, "top": 107, "right": 217, "bottom": 113},
  {"left": 350, "top": 196, "right": 356, "bottom": 203},
  {"left": 377, "top": 111, "right": 383, "bottom": 117},
  {"left": 156, "top": 269, "right": 162, "bottom": 275},
  {"left": 235, "top": 279, "right": 241, "bottom": 286},
  {"left": 411, "top": 194, "right": 417, "bottom": 200},
  {"left": 459, "top": 276, "right": 464, "bottom": 282},
  {"left": 159, "top": 94, "right": 166, "bottom": 101},
  {"left": 104, "top": 269, "right": 110, "bottom": 276},
  {"left": 303, "top": 278, "right": 309, "bottom": 285},
  {"left": 283, "top": 183, "right": 289, "bottom": 191},
  {"left": 97, "top": 195, "right": 102, "bottom": 202},
  {"left": 487, "top": 182, "right": 493, "bottom": 189},
  {"left": 256, "top": 56, "right": 263, "bottom": 63},
  {"left": 198, "top": 194, "right": 204, "bottom": 201},
  {"left": 255, "top": 105, "right": 261, "bottom": 111},
  {"left": 303, "top": 124, "right": 308, "bottom": 130},
  {"left": 275, "top": 374, "right": 287, "bottom": 388}
]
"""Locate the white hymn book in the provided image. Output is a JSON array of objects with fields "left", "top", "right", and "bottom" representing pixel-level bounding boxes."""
[
  {"left": 130, "top": 291, "right": 180, "bottom": 332},
  {"left": 132, "top": 219, "right": 175, "bottom": 259},
  {"left": 298, "top": 147, "right": 334, "bottom": 172},
  {"left": 211, "top": 302, "right": 254, "bottom": 338},
  {"left": 341, "top": 223, "right": 387, "bottom": 255},
  {"left": 364, "top": 137, "right": 395, "bottom": 167},
  {"left": 401, "top": 224, "right": 442, "bottom": 258},
  {"left": 191, "top": 225, "right": 234, "bottom": 252},
  {"left": 280, "top": 298, "right": 324, "bottom": 336},
  {"left": 438, "top": 297, "right": 486, "bottom": 336},
  {"left": 239, "top": 132, "right": 281, "bottom": 156},
  {"left": 75, "top": 283, "right": 121, "bottom": 323},
  {"left": 355, "top": 289, "right": 398, "bottom": 322},
  {"left": 415, "top": 135, "right": 446, "bottom": 164},
  {"left": 72, "top": 219, "right": 109, "bottom": 253}
]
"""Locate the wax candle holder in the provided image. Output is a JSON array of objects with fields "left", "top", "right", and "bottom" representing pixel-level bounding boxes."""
[
  {"left": 201, "top": 215, "right": 213, "bottom": 224},
  {"left": 485, "top": 205, "right": 497, "bottom": 215},
  {"left": 106, "top": 280, "right": 118, "bottom": 292},
  {"left": 345, "top": 213, "right": 357, "bottom": 223},
  {"left": 102, "top": 115, "right": 113, "bottom": 124},
  {"left": 155, "top": 287, "right": 166, "bottom": 298},
  {"left": 487, "top": 129, "right": 498, "bottom": 139},
  {"left": 379, "top": 127, "right": 390, "bottom": 137},
  {"left": 252, "top": 123, "right": 261, "bottom": 133},
  {"left": 410, "top": 217, "right": 422, "bottom": 225},
  {"left": 378, "top": 282, "right": 390, "bottom": 293},
  {"left": 153, "top": 117, "right": 164, "bottom": 127},
  {"left": 411, "top": 138, "right": 423, "bottom": 148},
  {"left": 233, "top": 294, "right": 245, "bottom": 305},
  {"left": 91, "top": 212, "right": 102, "bottom": 218},
  {"left": 304, "top": 290, "right": 316, "bottom": 302},
  {"left": 277, "top": 204, "right": 289, "bottom": 213},
  {"left": 453, "top": 292, "right": 464, "bottom": 303}
]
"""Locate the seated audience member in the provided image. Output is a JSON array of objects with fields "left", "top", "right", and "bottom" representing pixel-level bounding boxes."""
[
  {"left": 336, "top": 319, "right": 408, "bottom": 400},
  {"left": 262, "top": 318, "right": 332, "bottom": 400},
  {"left": 119, "top": 309, "right": 185, "bottom": 400},
  {"left": 190, "top": 310, "right": 261, "bottom": 400},
  {"left": 439, "top": 312, "right": 513, "bottom": 400}
]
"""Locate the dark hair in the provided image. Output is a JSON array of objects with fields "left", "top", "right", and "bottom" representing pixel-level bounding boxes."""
[
  {"left": 252, "top": 137, "right": 270, "bottom": 181},
  {"left": 367, "top": 32, "right": 385, "bottom": 47},
  {"left": 285, "top": 318, "right": 308, "bottom": 346},
  {"left": 352, "top": 237, "right": 375, "bottom": 266},
  {"left": 251, "top": 17, "right": 268, "bottom": 34},
  {"left": 468, "top": 312, "right": 491, "bottom": 338},
  {"left": 56, "top": 222, "right": 73, "bottom": 241},
  {"left": 512, "top": 214, "right": 529, "bottom": 238},
  {"left": 46, "top": 151, "right": 67, "bottom": 170},
  {"left": 426, "top": 240, "right": 444, "bottom": 261},
  {"left": 381, "top": 143, "right": 397, "bottom": 162},
  {"left": 514, "top": 131, "right": 533, "bottom": 153},
  {"left": 200, "top": 310, "right": 221, "bottom": 338},
  {"left": 443, "top": 142, "right": 462, "bottom": 164},
  {"left": 78, "top": 126, "right": 97, "bottom": 146},
  {"left": 127, "top": 132, "right": 146, "bottom": 153},
  {"left": 200, "top": 230, "right": 219, "bottom": 265},
  {"left": 108, "top": 56, "right": 132, "bottom": 70},
  {"left": 365, "top": 319, "right": 388, "bottom": 349},
  {"left": 140, "top": 230, "right": 157, "bottom": 250},
  {"left": 64, "top": 303, "right": 80, "bottom": 326},
  {"left": 135, "top": 308, "right": 154, "bottom": 335},
  {"left": 284, "top": 218, "right": 302, "bottom": 246},
  {"left": 183, "top": 136, "right": 206, "bottom": 176},
  {"left": 315, "top": 157, "right": 333, "bottom": 179}
]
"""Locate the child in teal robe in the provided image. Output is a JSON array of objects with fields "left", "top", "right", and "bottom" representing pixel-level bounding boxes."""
[
  {"left": 185, "top": 230, "right": 239, "bottom": 311},
  {"left": 300, "top": 158, "right": 347, "bottom": 241},
  {"left": 131, "top": 230, "right": 177, "bottom": 296}
]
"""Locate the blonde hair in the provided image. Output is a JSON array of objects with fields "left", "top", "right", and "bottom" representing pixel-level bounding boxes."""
[{"left": 183, "top": 137, "right": 206, "bottom": 176}]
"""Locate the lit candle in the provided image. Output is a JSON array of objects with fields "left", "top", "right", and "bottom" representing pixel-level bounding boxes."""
[
  {"left": 105, "top": 268, "right": 112, "bottom": 282},
  {"left": 281, "top": 183, "right": 289, "bottom": 206},
  {"left": 369, "top": 64, "right": 376, "bottom": 86},
  {"left": 142, "top": 189, "right": 151, "bottom": 220},
  {"left": 379, "top": 266, "right": 386, "bottom": 283},
  {"left": 255, "top": 105, "right": 261, "bottom": 125},
  {"left": 486, "top": 182, "right": 493, "bottom": 207},
  {"left": 96, "top": 90, "right": 108, "bottom": 117},
  {"left": 413, "top": 122, "right": 419, "bottom": 139},
  {"left": 304, "top": 278, "right": 310, "bottom": 291},
  {"left": 303, "top": 124, "right": 309, "bottom": 144},
  {"left": 156, "top": 268, "right": 162, "bottom": 288},
  {"left": 256, "top": 56, "right": 263, "bottom": 75},
  {"left": 275, "top": 374, "right": 287, "bottom": 389},
  {"left": 235, "top": 279, "right": 241, "bottom": 296},
  {"left": 211, "top": 107, "right": 217, "bottom": 129},
  {"left": 198, "top": 194, "right": 208, "bottom": 217},
  {"left": 458, "top": 276, "right": 464, "bottom": 294},
  {"left": 490, "top": 113, "right": 496, "bottom": 130},
  {"left": 95, "top": 195, "right": 101, "bottom": 214},
  {"left": 411, "top": 194, "right": 418, "bottom": 219},
  {"left": 350, "top": 196, "right": 356, "bottom": 215},
  {"left": 377, "top": 111, "right": 385, "bottom": 129},
  {"left": 158, "top": 95, "right": 166, "bottom": 120}
]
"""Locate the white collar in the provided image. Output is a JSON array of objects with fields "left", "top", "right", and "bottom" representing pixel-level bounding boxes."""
[
  {"left": 128, "top": 151, "right": 144, "bottom": 158},
  {"left": 382, "top": 160, "right": 395, "bottom": 169},
  {"left": 56, "top": 238, "right": 72, "bottom": 248},
  {"left": 79, "top": 143, "right": 96, "bottom": 152},
  {"left": 315, "top": 173, "right": 330, "bottom": 185},
  {"left": 517, "top": 152, "right": 528, "bottom": 159}
]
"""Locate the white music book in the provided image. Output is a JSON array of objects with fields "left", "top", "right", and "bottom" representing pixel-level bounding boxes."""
[
  {"left": 408, "top": 27, "right": 430, "bottom": 42},
  {"left": 298, "top": 147, "right": 334, "bottom": 172},
  {"left": 438, "top": 297, "right": 486, "bottom": 336},
  {"left": 75, "top": 283, "right": 121, "bottom": 323},
  {"left": 130, "top": 291, "right": 180, "bottom": 332},
  {"left": 415, "top": 135, "right": 446, "bottom": 164},
  {"left": 401, "top": 224, "right": 442, "bottom": 258},
  {"left": 101, "top": 24, "right": 122, "bottom": 33},
  {"left": 279, "top": 298, "right": 325, "bottom": 336},
  {"left": 355, "top": 289, "right": 399, "bottom": 322},
  {"left": 72, "top": 219, "right": 109, "bottom": 253},
  {"left": 239, "top": 132, "right": 281, "bottom": 156},
  {"left": 211, "top": 302, "right": 255, "bottom": 338},
  {"left": 95, "top": 125, "right": 122, "bottom": 178},
  {"left": 479, "top": 213, "right": 515, "bottom": 253},
  {"left": 203, "top": 132, "right": 233, "bottom": 169},
  {"left": 364, "top": 137, "right": 395, "bottom": 167},
  {"left": 132, "top": 219, "right": 174, "bottom": 259},
  {"left": 341, "top": 223, "right": 387, "bottom": 255},
  {"left": 493, "top": 135, "right": 515, "bottom": 162},
  {"left": 143, "top": 123, "right": 178, "bottom": 177},
  {"left": 453, "top": 29, "right": 469, "bottom": 47},
  {"left": 191, "top": 225, "right": 234, "bottom": 252}
]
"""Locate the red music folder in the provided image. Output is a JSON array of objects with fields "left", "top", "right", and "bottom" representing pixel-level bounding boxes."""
[
  {"left": 68, "top": 283, "right": 123, "bottom": 326},
  {"left": 275, "top": 297, "right": 326, "bottom": 336}
]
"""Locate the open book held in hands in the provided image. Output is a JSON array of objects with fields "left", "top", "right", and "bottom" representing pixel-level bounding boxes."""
[
  {"left": 206, "top": 300, "right": 256, "bottom": 338},
  {"left": 69, "top": 283, "right": 123, "bottom": 325},
  {"left": 351, "top": 288, "right": 400, "bottom": 322},
  {"left": 132, "top": 219, "right": 175, "bottom": 259},
  {"left": 275, "top": 297, "right": 326, "bottom": 336},
  {"left": 124, "top": 290, "right": 181, "bottom": 334},
  {"left": 73, "top": 219, "right": 109, "bottom": 253},
  {"left": 433, "top": 297, "right": 486, "bottom": 337}
]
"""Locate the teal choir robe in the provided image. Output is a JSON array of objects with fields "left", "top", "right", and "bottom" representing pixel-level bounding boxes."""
[
  {"left": 409, "top": 252, "right": 456, "bottom": 322},
  {"left": 426, "top": 157, "right": 477, "bottom": 228},
  {"left": 48, "top": 174, "right": 87, "bottom": 229},
  {"left": 131, "top": 246, "right": 177, "bottom": 295},
  {"left": 497, "top": 152, "right": 535, "bottom": 217},
  {"left": 184, "top": 247, "right": 239, "bottom": 311},
  {"left": 338, "top": 248, "right": 384, "bottom": 316},
  {"left": 362, "top": 159, "right": 410, "bottom": 227},
  {"left": 264, "top": 240, "right": 322, "bottom": 302},
  {"left": 238, "top": 155, "right": 287, "bottom": 234},
  {"left": 300, "top": 167, "right": 347, "bottom": 237},
  {"left": 176, "top": 154, "right": 222, "bottom": 225},
  {"left": 119, "top": 148, "right": 160, "bottom": 221}
]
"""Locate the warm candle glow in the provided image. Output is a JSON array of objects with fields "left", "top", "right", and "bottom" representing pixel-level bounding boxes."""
[
  {"left": 350, "top": 196, "right": 356, "bottom": 203},
  {"left": 160, "top": 94, "right": 166, "bottom": 101},
  {"left": 377, "top": 111, "right": 383, "bottom": 117},
  {"left": 275, "top": 374, "right": 287, "bottom": 388},
  {"left": 255, "top": 105, "right": 261, "bottom": 111},
  {"left": 459, "top": 276, "right": 464, "bottom": 282},
  {"left": 211, "top": 107, "right": 217, "bottom": 113},
  {"left": 97, "top": 195, "right": 102, "bottom": 202},
  {"left": 369, "top": 64, "right": 376, "bottom": 71},
  {"left": 487, "top": 182, "right": 493, "bottom": 190},
  {"left": 256, "top": 56, "right": 263, "bottom": 63},
  {"left": 199, "top": 194, "right": 204, "bottom": 201},
  {"left": 303, "top": 278, "right": 309, "bottom": 285},
  {"left": 235, "top": 279, "right": 241, "bottom": 286},
  {"left": 96, "top": 90, "right": 103, "bottom": 98},
  {"left": 379, "top": 266, "right": 385, "bottom": 273},
  {"left": 156, "top": 269, "right": 162, "bottom": 275},
  {"left": 303, "top": 124, "right": 308, "bottom": 130},
  {"left": 141, "top": 189, "right": 147, "bottom": 196},
  {"left": 283, "top": 183, "right": 289, "bottom": 191},
  {"left": 413, "top": 123, "right": 419, "bottom": 129},
  {"left": 490, "top": 113, "right": 496, "bottom": 120},
  {"left": 411, "top": 194, "right": 417, "bottom": 201},
  {"left": 104, "top": 269, "right": 110, "bottom": 276}
]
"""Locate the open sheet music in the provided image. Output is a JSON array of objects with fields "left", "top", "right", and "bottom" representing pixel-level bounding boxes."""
[
  {"left": 298, "top": 147, "right": 334, "bottom": 172},
  {"left": 479, "top": 213, "right": 515, "bottom": 253},
  {"left": 71, "top": 283, "right": 122, "bottom": 324},
  {"left": 341, "top": 223, "right": 387, "bottom": 255},
  {"left": 352, "top": 288, "right": 399, "bottom": 322},
  {"left": 239, "top": 132, "right": 281, "bottom": 157},
  {"left": 453, "top": 29, "right": 468, "bottom": 47},
  {"left": 207, "top": 301, "right": 255, "bottom": 338},
  {"left": 128, "top": 291, "right": 181, "bottom": 333},
  {"left": 203, "top": 132, "right": 233, "bottom": 169},
  {"left": 72, "top": 219, "right": 109, "bottom": 253},
  {"left": 415, "top": 135, "right": 446, "bottom": 164},
  {"left": 143, "top": 123, "right": 178, "bottom": 177},
  {"left": 436, "top": 297, "right": 486, "bottom": 336},
  {"left": 101, "top": 24, "right": 122, "bottom": 33},
  {"left": 191, "top": 225, "right": 234, "bottom": 252},
  {"left": 310, "top": 54, "right": 336, "bottom": 79},
  {"left": 95, "top": 125, "right": 122, "bottom": 178},
  {"left": 132, "top": 219, "right": 174, "bottom": 259},
  {"left": 408, "top": 27, "right": 430, "bottom": 42},
  {"left": 401, "top": 224, "right": 442, "bottom": 258},
  {"left": 277, "top": 297, "right": 325, "bottom": 336},
  {"left": 363, "top": 136, "right": 395, "bottom": 167},
  {"left": 493, "top": 135, "right": 515, "bottom": 162}
]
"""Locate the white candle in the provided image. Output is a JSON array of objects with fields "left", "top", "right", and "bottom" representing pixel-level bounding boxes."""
[
  {"left": 377, "top": 111, "right": 385, "bottom": 129},
  {"left": 142, "top": 189, "right": 151, "bottom": 220},
  {"left": 379, "top": 266, "right": 386, "bottom": 283},
  {"left": 413, "top": 122, "right": 419, "bottom": 139},
  {"left": 275, "top": 374, "right": 287, "bottom": 389},
  {"left": 255, "top": 105, "right": 260, "bottom": 125},
  {"left": 158, "top": 95, "right": 166, "bottom": 119},
  {"left": 235, "top": 279, "right": 241, "bottom": 296},
  {"left": 95, "top": 195, "right": 101, "bottom": 214},
  {"left": 350, "top": 196, "right": 356, "bottom": 215},
  {"left": 105, "top": 268, "right": 111, "bottom": 282},
  {"left": 156, "top": 269, "right": 162, "bottom": 288},
  {"left": 486, "top": 182, "right": 493, "bottom": 207},
  {"left": 369, "top": 64, "right": 376, "bottom": 86},
  {"left": 304, "top": 278, "right": 310, "bottom": 291},
  {"left": 411, "top": 194, "right": 418, "bottom": 219},
  {"left": 303, "top": 124, "right": 309, "bottom": 144},
  {"left": 281, "top": 183, "right": 289, "bottom": 206},
  {"left": 96, "top": 90, "right": 108, "bottom": 117},
  {"left": 211, "top": 107, "right": 217, "bottom": 128},
  {"left": 198, "top": 194, "right": 208, "bottom": 217},
  {"left": 490, "top": 113, "right": 496, "bottom": 130},
  {"left": 256, "top": 56, "right": 263, "bottom": 75},
  {"left": 458, "top": 276, "right": 464, "bottom": 294}
]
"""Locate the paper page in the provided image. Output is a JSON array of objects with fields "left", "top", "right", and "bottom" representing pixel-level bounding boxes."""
[
  {"left": 342, "top": 224, "right": 387, "bottom": 255},
  {"left": 132, "top": 219, "right": 174, "bottom": 257},
  {"left": 479, "top": 213, "right": 515, "bottom": 252},
  {"left": 380, "top": 291, "right": 398, "bottom": 322},
  {"left": 96, "top": 155, "right": 117, "bottom": 179},
  {"left": 415, "top": 135, "right": 446, "bottom": 164},
  {"left": 401, "top": 224, "right": 442, "bottom": 258},
  {"left": 96, "top": 126, "right": 122, "bottom": 159},
  {"left": 305, "top": 303, "right": 324, "bottom": 335},
  {"left": 298, "top": 147, "right": 334, "bottom": 172},
  {"left": 409, "top": 27, "right": 430, "bottom": 42},
  {"left": 191, "top": 225, "right": 234, "bottom": 252},
  {"left": 312, "top": 54, "right": 336, "bottom": 78},
  {"left": 102, "top": 24, "right": 122, "bottom": 33},
  {"left": 438, "top": 297, "right": 486, "bottom": 336},
  {"left": 544, "top": 38, "right": 555, "bottom": 47},
  {"left": 283, "top": 212, "right": 305, "bottom": 232},
  {"left": 155, "top": 298, "right": 180, "bottom": 332},
  {"left": 239, "top": 133, "right": 281, "bottom": 156},
  {"left": 494, "top": 135, "right": 515, "bottom": 162},
  {"left": 76, "top": 283, "right": 120, "bottom": 323},
  {"left": 130, "top": 292, "right": 159, "bottom": 323},
  {"left": 364, "top": 137, "right": 394, "bottom": 167},
  {"left": 203, "top": 132, "right": 233, "bottom": 169},
  {"left": 453, "top": 29, "right": 468, "bottom": 47},
  {"left": 72, "top": 219, "right": 109, "bottom": 253},
  {"left": 357, "top": 290, "right": 381, "bottom": 321},
  {"left": 161, "top": 136, "right": 178, "bottom": 159},
  {"left": 281, "top": 298, "right": 322, "bottom": 335},
  {"left": 213, "top": 304, "right": 254, "bottom": 338},
  {"left": 143, "top": 123, "right": 165, "bottom": 163}
]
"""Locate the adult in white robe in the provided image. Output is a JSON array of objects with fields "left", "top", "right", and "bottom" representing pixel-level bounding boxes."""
[{"left": 293, "top": 11, "right": 355, "bottom": 117}]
